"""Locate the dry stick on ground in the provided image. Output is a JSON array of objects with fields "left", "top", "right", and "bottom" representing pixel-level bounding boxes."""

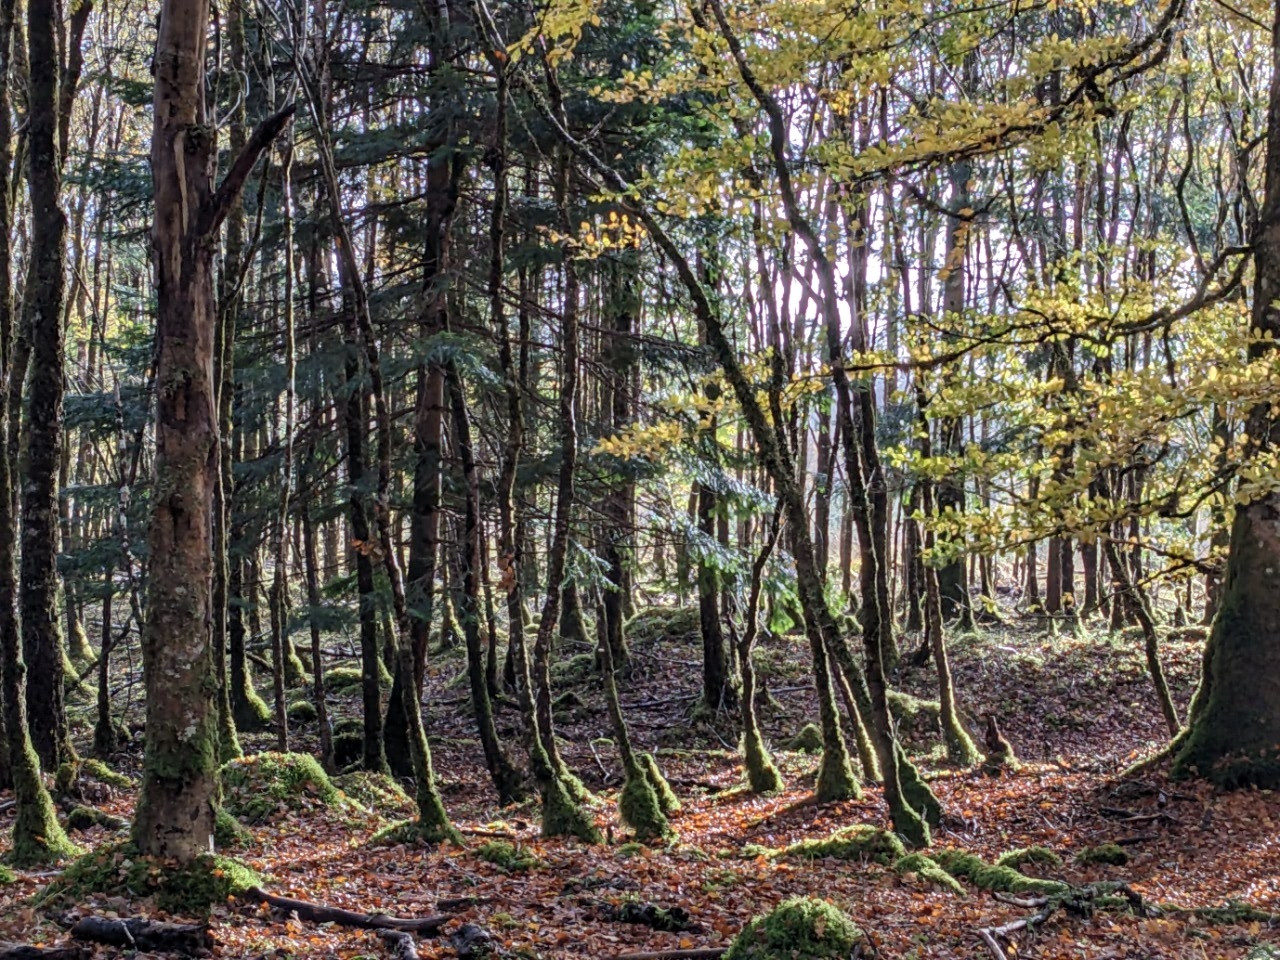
[
  {"left": 245, "top": 887, "right": 452, "bottom": 933},
  {"left": 976, "top": 904, "right": 1054, "bottom": 960}
]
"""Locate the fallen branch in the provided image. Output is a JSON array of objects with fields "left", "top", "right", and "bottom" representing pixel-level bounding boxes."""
[
  {"left": 976, "top": 906, "right": 1052, "bottom": 960},
  {"left": 69, "top": 916, "right": 212, "bottom": 953},
  {"left": 244, "top": 887, "right": 452, "bottom": 933},
  {"left": 379, "top": 930, "right": 420, "bottom": 960}
]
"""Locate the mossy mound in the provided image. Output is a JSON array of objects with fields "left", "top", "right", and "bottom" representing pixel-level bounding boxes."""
[
  {"left": 624, "top": 605, "right": 700, "bottom": 646},
  {"left": 616, "top": 842, "right": 646, "bottom": 859},
  {"left": 325, "top": 663, "right": 391, "bottom": 693},
  {"left": 724, "top": 897, "right": 873, "bottom": 960},
  {"left": 893, "top": 853, "right": 964, "bottom": 894},
  {"left": 39, "top": 842, "right": 261, "bottom": 915},
  {"left": 887, "top": 690, "right": 942, "bottom": 736},
  {"left": 0, "top": 864, "right": 13, "bottom": 884},
  {"left": 332, "top": 716, "right": 363, "bottom": 737},
  {"left": 215, "top": 808, "right": 252, "bottom": 849},
  {"left": 334, "top": 772, "right": 415, "bottom": 816},
  {"left": 474, "top": 839, "right": 540, "bottom": 872},
  {"left": 781, "top": 825, "right": 905, "bottom": 866},
  {"left": 550, "top": 653, "right": 596, "bottom": 686},
  {"left": 286, "top": 699, "right": 318, "bottom": 724},
  {"left": 784, "top": 723, "right": 825, "bottom": 755},
  {"left": 64, "top": 805, "right": 128, "bottom": 833},
  {"left": 932, "top": 849, "right": 1068, "bottom": 895},
  {"left": 221, "top": 752, "right": 345, "bottom": 824},
  {"left": 1077, "top": 843, "right": 1129, "bottom": 866},
  {"left": 996, "top": 846, "right": 1063, "bottom": 870}
]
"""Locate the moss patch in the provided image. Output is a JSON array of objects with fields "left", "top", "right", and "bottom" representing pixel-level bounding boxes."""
[
  {"left": 625, "top": 605, "right": 700, "bottom": 646},
  {"left": 334, "top": 772, "right": 415, "bottom": 816},
  {"left": 64, "top": 805, "right": 128, "bottom": 833},
  {"left": 368, "top": 817, "right": 462, "bottom": 848},
  {"left": 0, "top": 864, "right": 14, "bottom": 884},
  {"left": 215, "top": 808, "right": 252, "bottom": 849},
  {"left": 550, "top": 653, "right": 596, "bottom": 686},
  {"left": 641, "top": 752, "right": 681, "bottom": 815},
  {"left": 784, "top": 723, "right": 824, "bottom": 754},
  {"left": 996, "top": 846, "right": 1063, "bottom": 870},
  {"left": 221, "top": 752, "right": 345, "bottom": 824},
  {"left": 781, "top": 825, "right": 905, "bottom": 866},
  {"left": 286, "top": 699, "right": 318, "bottom": 724},
  {"left": 39, "top": 841, "right": 261, "bottom": 915},
  {"left": 618, "top": 773, "right": 671, "bottom": 844},
  {"left": 332, "top": 732, "right": 364, "bottom": 770},
  {"left": 1077, "top": 843, "right": 1129, "bottom": 866},
  {"left": 474, "top": 839, "right": 540, "bottom": 872},
  {"left": 325, "top": 663, "right": 392, "bottom": 693},
  {"left": 893, "top": 853, "right": 964, "bottom": 895},
  {"left": 932, "top": 849, "right": 1068, "bottom": 895},
  {"left": 724, "top": 896, "right": 871, "bottom": 960}
]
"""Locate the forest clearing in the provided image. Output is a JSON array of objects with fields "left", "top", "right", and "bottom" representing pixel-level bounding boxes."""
[{"left": 3, "top": 0, "right": 1280, "bottom": 957}]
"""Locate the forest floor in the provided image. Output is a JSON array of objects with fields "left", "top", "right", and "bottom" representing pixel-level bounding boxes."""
[{"left": 2, "top": 612, "right": 1279, "bottom": 959}]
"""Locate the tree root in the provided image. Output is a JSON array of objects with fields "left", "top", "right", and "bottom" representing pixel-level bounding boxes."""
[
  {"left": 0, "top": 946, "right": 88, "bottom": 959},
  {"left": 244, "top": 886, "right": 452, "bottom": 933}
]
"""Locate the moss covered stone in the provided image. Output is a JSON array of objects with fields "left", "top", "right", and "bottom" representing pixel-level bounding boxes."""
[
  {"left": 893, "top": 853, "right": 964, "bottom": 894},
  {"left": 624, "top": 605, "right": 700, "bottom": 646},
  {"left": 334, "top": 771, "right": 415, "bottom": 816},
  {"left": 724, "top": 897, "right": 872, "bottom": 960},
  {"left": 39, "top": 841, "right": 261, "bottom": 915},
  {"left": 286, "top": 699, "right": 318, "bottom": 724},
  {"left": 550, "top": 652, "right": 596, "bottom": 686},
  {"left": 332, "top": 732, "right": 364, "bottom": 770},
  {"left": 1077, "top": 843, "right": 1129, "bottom": 866},
  {"left": 784, "top": 723, "right": 824, "bottom": 755},
  {"left": 996, "top": 846, "right": 1063, "bottom": 870},
  {"left": 0, "top": 864, "right": 14, "bottom": 884},
  {"left": 325, "top": 663, "right": 392, "bottom": 693},
  {"left": 932, "top": 849, "right": 1068, "bottom": 895},
  {"left": 332, "top": 716, "right": 363, "bottom": 737},
  {"left": 221, "top": 752, "right": 345, "bottom": 824},
  {"left": 781, "top": 825, "right": 905, "bottom": 866},
  {"left": 368, "top": 817, "right": 462, "bottom": 848},
  {"left": 474, "top": 839, "right": 540, "bottom": 872}
]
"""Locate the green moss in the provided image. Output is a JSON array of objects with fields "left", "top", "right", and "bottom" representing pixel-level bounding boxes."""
[
  {"left": 624, "top": 606, "right": 700, "bottom": 646},
  {"left": 814, "top": 746, "right": 861, "bottom": 803},
  {"left": 996, "top": 846, "right": 1063, "bottom": 870},
  {"left": 232, "top": 683, "right": 273, "bottom": 731},
  {"left": 368, "top": 817, "right": 462, "bottom": 848},
  {"left": 640, "top": 752, "right": 681, "bottom": 815},
  {"left": 332, "top": 716, "right": 364, "bottom": 737},
  {"left": 618, "top": 772, "right": 671, "bottom": 844},
  {"left": 333, "top": 771, "right": 415, "bottom": 816},
  {"left": 724, "top": 897, "right": 870, "bottom": 960},
  {"left": 286, "top": 699, "right": 318, "bottom": 724},
  {"left": 887, "top": 691, "right": 941, "bottom": 730},
  {"left": 550, "top": 653, "right": 596, "bottom": 686},
  {"left": 64, "top": 805, "right": 128, "bottom": 832},
  {"left": 741, "top": 727, "right": 784, "bottom": 794},
  {"left": 325, "top": 663, "right": 391, "bottom": 693},
  {"left": 39, "top": 841, "right": 261, "bottom": 915},
  {"left": 740, "top": 843, "right": 778, "bottom": 859},
  {"left": 781, "top": 825, "right": 905, "bottom": 866},
  {"left": 221, "top": 752, "right": 346, "bottom": 824},
  {"left": 932, "top": 849, "right": 1068, "bottom": 895},
  {"left": 1077, "top": 843, "right": 1129, "bottom": 866},
  {"left": 893, "top": 853, "right": 964, "bottom": 895},
  {"left": 541, "top": 774, "right": 602, "bottom": 843},
  {"left": 474, "top": 839, "right": 540, "bottom": 872},
  {"left": 0, "top": 864, "right": 14, "bottom": 884},
  {"left": 784, "top": 723, "right": 824, "bottom": 754},
  {"left": 616, "top": 842, "right": 646, "bottom": 859},
  {"left": 215, "top": 808, "right": 252, "bottom": 848}
]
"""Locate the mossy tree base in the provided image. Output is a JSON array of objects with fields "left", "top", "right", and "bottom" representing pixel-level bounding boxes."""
[
  {"left": 221, "top": 752, "right": 347, "bottom": 824},
  {"left": 640, "top": 752, "right": 681, "bottom": 815},
  {"left": 369, "top": 817, "right": 464, "bottom": 847},
  {"left": 618, "top": 772, "right": 671, "bottom": 844},
  {"left": 39, "top": 842, "right": 261, "bottom": 916}
]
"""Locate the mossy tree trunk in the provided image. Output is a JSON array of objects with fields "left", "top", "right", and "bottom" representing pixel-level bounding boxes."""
[
  {"left": 1173, "top": 3, "right": 1280, "bottom": 786},
  {"left": 135, "top": 0, "right": 293, "bottom": 861},
  {"left": 737, "top": 510, "right": 783, "bottom": 794}
]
